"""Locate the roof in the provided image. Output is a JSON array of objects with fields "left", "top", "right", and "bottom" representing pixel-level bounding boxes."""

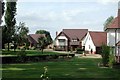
[
  {"left": 117, "top": 41, "right": 120, "bottom": 46},
  {"left": 106, "top": 8, "right": 120, "bottom": 29},
  {"left": 89, "top": 31, "right": 107, "bottom": 47},
  {"left": 55, "top": 31, "right": 69, "bottom": 40},
  {"left": 62, "top": 29, "right": 88, "bottom": 41},
  {"left": 28, "top": 34, "right": 45, "bottom": 44},
  {"left": 106, "top": 17, "right": 120, "bottom": 29}
]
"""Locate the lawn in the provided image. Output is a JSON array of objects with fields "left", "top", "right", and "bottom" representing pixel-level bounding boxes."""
[{"left": 2, "top": 57, "right": 120, "bottom": 80}]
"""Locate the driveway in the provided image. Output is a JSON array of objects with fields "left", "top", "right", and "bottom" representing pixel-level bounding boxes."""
[
  {"left": 75, "top": 54, "right": 102, "bottom": 58},
  {"left": 44, "top": 49, "right": 102, "bottom": 58}
]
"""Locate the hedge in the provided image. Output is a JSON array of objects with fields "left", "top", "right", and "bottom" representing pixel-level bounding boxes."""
[{"left": 2, "top": 54, "right": 75, "bottom": 64}]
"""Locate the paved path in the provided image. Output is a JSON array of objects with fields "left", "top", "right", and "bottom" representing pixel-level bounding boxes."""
[
  {"left": 44, "top": 49, "right": 102, "bottom": 58},
  {"left": 75, "top": 54, "right": 102, "bottom": 58}
]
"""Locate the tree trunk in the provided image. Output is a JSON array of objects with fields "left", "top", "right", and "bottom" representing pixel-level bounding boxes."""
[
  {"left": 14, "top": 45, "right": 15, "bottom": 52},
  {"left": 13, "top": 43, "right": 16, "bottom": 52},
  {"left": 42, "top": 49, "right": 43, "bottom": 54},
  {"left": 8, "top": 42, "right": 9, "bottom": 51}
]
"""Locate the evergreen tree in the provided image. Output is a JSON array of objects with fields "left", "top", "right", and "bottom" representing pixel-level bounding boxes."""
[{"left": 4, "top": 1, "right": 17, "bottom": 51}]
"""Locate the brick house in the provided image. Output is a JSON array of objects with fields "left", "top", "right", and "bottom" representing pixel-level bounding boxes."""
[
  {"left": 54, "top": 29, "right": 88, "bottom": 51},
  {"left": 27, "top": 34, "right": 45, "bottom": 48}
]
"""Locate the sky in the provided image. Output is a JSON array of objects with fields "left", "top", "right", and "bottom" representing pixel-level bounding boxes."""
[{"left": 3, "top": 0, "right": 120, "bottom": 39}]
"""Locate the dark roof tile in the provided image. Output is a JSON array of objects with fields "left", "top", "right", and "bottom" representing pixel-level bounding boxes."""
[
  {"left": 28, "top": 34, "right": 45, "bottom": 43},
  {"left": 63, "top": 29, "right": 88, "bottom": 41}
]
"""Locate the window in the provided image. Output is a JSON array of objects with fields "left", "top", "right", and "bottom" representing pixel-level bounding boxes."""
[
  {"left": 89, "top": 37, "right": 90, "bottom": 40},
  {"left": 58, "top": 39, "right": 66, "bottom": 46},
  {"left": 72, "top": 39, "right": 78, "bottom": 42},
  {"left": 60, "top": 46, "right": 65, "bottom": 49},
  {"left": 59, "top": 39, "right": 65, "bottom": 42},
  {"left": 89, "top": 45, "right": 91, "bottom": 49}
]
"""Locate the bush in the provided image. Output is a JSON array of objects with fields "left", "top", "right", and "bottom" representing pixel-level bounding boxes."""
[
  {"left": 2, "top": 53, "right": 75, "bottom": 64},
  {"left": 101, "top": 44, "right": 110, "bottom": 67},
  {"left": 16, "top": 47, "right": 26, "bottom": 62},
  {"left": 76, "top": 48, "right": 83, "bottom": 54},
  {"left": 108, "top": 48, "right": 115, "bottom": 68}
]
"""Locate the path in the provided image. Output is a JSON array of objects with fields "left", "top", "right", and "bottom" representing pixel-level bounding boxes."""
[{"left": 44, "top": 49, "right": 102, "bottom": 58}]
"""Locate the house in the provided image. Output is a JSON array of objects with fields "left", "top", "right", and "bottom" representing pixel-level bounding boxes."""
[
  {"left": 105, "top": 2, "right": 120, "bottom": 63},
  {"left": 84, "top": 31, "right": 107, "bottom": 54},
  {"left": 54, "top": 29, "right": 88, "bottom": 51},
  {"left": 27, "top": 34, "right": 45, "bottom": 48}
]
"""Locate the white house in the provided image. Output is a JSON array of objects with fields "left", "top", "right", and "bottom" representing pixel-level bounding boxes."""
[
  {"left": 84, "top": 31, "right": 107, "bottom": 54},
  {"left": 105, "top": 2, "right": 120, "bottom": 62}
]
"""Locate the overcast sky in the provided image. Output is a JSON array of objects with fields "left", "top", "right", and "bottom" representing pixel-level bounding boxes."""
[{"left": 10, "top": 0, "right": 120, "bottom": 39}]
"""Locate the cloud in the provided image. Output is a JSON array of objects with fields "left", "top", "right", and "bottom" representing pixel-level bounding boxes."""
[
  {"left": 16, "top": 0, "right": 94, "bottom": 2},
  {"left": 96, "top": 0, "right": 119, "bottom": 5},
  {"left": 15, "top": 1, "right": 117, "bottom": 39},
  {"left": 16, "top": 0, "right": 119, "bottom": 3}
]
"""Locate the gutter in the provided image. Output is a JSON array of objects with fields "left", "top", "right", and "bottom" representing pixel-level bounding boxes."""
[{"left": 115, "top": 28, "right": 117, "bottom": 56}]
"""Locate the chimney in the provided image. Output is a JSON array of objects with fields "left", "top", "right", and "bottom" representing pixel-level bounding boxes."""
[
  {"left": 56, "top": 31, "right": 58, "bottom": 36},
  {"left": 118, "top": 1, "right": 120, "bottom": 28},
  {"left": 118, "top": 1, "right": 120, "bottom": 16}
]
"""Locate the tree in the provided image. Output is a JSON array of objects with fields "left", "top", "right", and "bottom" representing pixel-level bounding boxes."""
[
  {"left": 2, "top": 1, "right": 5, "bottom": 16},
  {"left": 2, "top": 25, "right": 8, "bottom": 49},
  {"left": 38, "top": 36, "right": 47, "bottom": 54},
  {"left": 4, "top": 1, "right": 17, "bottom": 51},
  {"left": 14, "top": 22, "right": 29, "bottom": 49},
  {"left": 36, "top": 30, "right": 53, "bottom": 46},
  {"left": 104, "top": 16, "right": 114, "bottom": 31}
]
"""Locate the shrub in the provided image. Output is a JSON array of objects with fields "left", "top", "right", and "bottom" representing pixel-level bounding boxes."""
[
  {"left": 76, "top": 48, "right": 83, "bottom": 54},
  {"left": 16, "top": 47, "right": 26, "bottom": 62},
  {"left": 101, "top": 44, "right": 110, "bottom": 67},
  {"left": 108, "top": 48, "right": 115, "bottom": 68}
]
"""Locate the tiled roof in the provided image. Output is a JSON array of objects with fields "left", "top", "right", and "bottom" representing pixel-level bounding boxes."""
[
  {"left": 63, "top": 29, "right": 88, "bottom": 41},
  {"left": 28, "top": 34, "right": 45, "bottom": 44},
  {"left": 106, "top": 9, "right": 120, "bottom": 29},
  {"left": 117, "top": 41, "right": 120, "bottom": 46},
  {"left": 106, "top": 17, "right": 120, "bottom": 29},
  {"left": 89, "top": 31, "right": 107, "bottom": 47}
]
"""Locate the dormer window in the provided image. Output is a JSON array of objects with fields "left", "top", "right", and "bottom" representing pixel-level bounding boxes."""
[
  {"left": 72, "top": 37, "right": 79, "bottom": 42},
  {"left": 72, "top": 39, "right": 78, "bottom": 42}
]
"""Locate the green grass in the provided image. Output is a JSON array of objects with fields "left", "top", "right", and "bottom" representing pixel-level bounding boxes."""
[{"left": 2, "top": 58, "right": 120, "bottom": 79}]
